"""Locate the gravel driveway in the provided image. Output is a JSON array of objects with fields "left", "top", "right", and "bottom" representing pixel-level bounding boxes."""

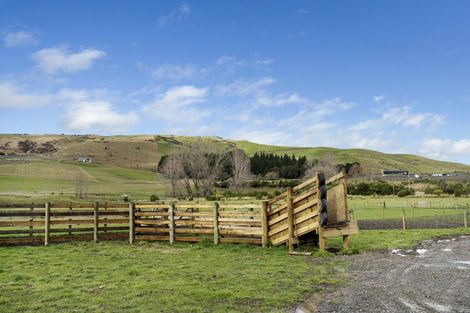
[{"left": 296, "top": 236, "right": 470, "bottom": 313}]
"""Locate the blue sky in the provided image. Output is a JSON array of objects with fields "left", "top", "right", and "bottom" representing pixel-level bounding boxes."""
[{"left": 1, "top": 1, "right": 470, "bottom": 164}]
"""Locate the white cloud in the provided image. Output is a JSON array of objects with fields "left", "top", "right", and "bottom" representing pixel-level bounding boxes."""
[
  {"left": 0, "top": 81, "right": 52, "bottom": 108},
  {"left": 63, "top": 100, "right": 139, "bottom": 132},
  {"left": 216, "top": 55, "right": 236, "bottom": 65},
  {"left": 152, "top": 64, "right": 205, "bottom": 80},
  {"left": 143, "top": 86, "right": 210, "bottom": 127},
  {"left": 158, "top": 3, "right": 191, "bottom": 27},
  {"left": 351, "top": 105, "right": 444, "bottom": 130},
  {"left": 373, "top": 95, "right": 384, "bottom": 103},
  {"left": 31, "top": 46, "right": 106, "bottom": 74},
  {"left": 255, "top": 92, "right": 307, "bottom": 107},
  {"left": 215, "top": 77, "right": 276, "bottom": 98},
  {"left": 420, "top": 138, "right": 470, "bottom": 160},
  {"left": 3, "top": 31, "right": 38, "bottom": 47}
]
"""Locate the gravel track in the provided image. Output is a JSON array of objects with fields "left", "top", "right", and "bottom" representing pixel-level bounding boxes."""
[{"left": 296, "top": 236, "right": 470, "bottom": 313}]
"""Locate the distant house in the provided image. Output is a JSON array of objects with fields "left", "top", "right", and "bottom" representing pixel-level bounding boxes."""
[
  {"left": 75, "top": 156, "right": 92, "bottom": 163},
  {"left": 382, "top": 170, "right": 409, "bottom": 176}
]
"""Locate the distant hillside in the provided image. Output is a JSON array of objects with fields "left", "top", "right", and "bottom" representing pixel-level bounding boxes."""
[{"left": 0, "top": 134, "right": 469, "bottom": 174}]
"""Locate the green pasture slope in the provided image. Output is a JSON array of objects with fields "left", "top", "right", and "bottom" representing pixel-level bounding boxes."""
[
  {"left": 1, "top": 228, "right": 470, "bottom": 313},
  {"left": 0, "top": 159, "right": 165, "bottom": 204},
  {"left": 234, "top": 140, "right": 470, "bottom": 174}
]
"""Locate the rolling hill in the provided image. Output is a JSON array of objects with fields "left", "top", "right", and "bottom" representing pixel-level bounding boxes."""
[{"left": 0, "top": 134, "right": 469, "bottom": 175}]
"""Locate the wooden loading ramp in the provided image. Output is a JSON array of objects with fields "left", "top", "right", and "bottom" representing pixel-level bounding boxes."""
[{"left": 263, "top": 172, "right": 359, "bottom": 253}]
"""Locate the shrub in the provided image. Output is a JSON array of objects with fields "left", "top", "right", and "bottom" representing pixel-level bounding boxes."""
[
  {"left": 150, "top": 194, "right": 159, "bottom": 202},
  {"left": 397, "top": 190, "right": 410, "bottom": 197}
]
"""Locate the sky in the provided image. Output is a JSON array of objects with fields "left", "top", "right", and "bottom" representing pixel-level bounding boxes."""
[{"left": 1, "top": 1, "right": 470, "bottom": 164}]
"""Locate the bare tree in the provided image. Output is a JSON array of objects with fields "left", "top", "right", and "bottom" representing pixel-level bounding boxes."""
[
  {"left": 160, "top": 142, "right": 227, "bottom": 197},
  {"left": 160, "top": 151, "right": 185, "bottom": 197},
  {"left": 230, "top": 149, "right": 251, "bottom": 188},
  {"left": 348, "top": 163, "right": 362, "bottom": 182},
  {"left": 304, "top": 152, "right": 339, "bottom": 179}
]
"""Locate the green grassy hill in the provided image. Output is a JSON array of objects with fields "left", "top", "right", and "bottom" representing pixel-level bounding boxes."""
[
  {"left": 1, "top": 134, "right": 469, "bottom": 174},
  {"left": 1, "top": 134, "right": 469, "bottom": 204}
]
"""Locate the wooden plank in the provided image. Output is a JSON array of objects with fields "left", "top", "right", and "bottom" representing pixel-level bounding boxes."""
[
  {"left": 169, "top": 203, "right": 175, "bottom": 244},
  {"left": 293, "top": 189, "right": 317, "bottom": 204},
  {"left": 294, "top": 221, "right": 319, "bottom": 237},
  {"left": 317, "top": 172, "right": 326, "bottom": 251},
  {"left": 268, "top": 223, "right": 288, "bottom": 237},
  {"left": 44, "top": 202, "right": 50, "bottom": 246},
  {"left": 268, "top": 212, "right": 288, "bottom": 226},
  {"left": 135, "top": 227, "right": 170, "bottom": 233},
  {"left": 29, "top": 202, "right": 34, "bottom": 238},
  {"left": 219, "top": 229, "right": 262, "bottom": 236},
  {"left": 213, "top": 202, "right": 219, "bottom": 245},
  {"left": 326, "top": 172, "right": 345, "bottom": 185},
  {"left": 218, "top": 212, "right": 259, "bottom": 218},
  {"left": 0, "top": 226, "right": 128, "bottom": 235},
  {"left": 0, "top": 220, "right": 45, "bottom": 227},
  {"left": 175, "top": 220, "right": 213, "bottom": 226},
  {"left": 268, "top": 202, "right": 287, "bottom": 216},
  {"left": 218, "top": 220, "right": 261, "bottom": 226},
  {"left": 271, "top": 233, "right": 289, "bottom": 246},
  {"left": 135, "top": 235, "right": 169, "bottom": 241},
  {"left": 135, "top": 219, "right": 169, "bottom": 225},
  {"left": 293, "top": 176, "right": 317, "bottom": 192},
  {"left": 93, "top": 202, "right": 99, "bottom": 243},
  {"left": 0, "top": 211, "right": 45, "bottom": 217},
  {"left": 219, "top": 204, "right": 261, "bottom": 209},
  {"left": 220, "top": 237, "right": 262, "bottom": 245},
  {"left": 174, "top": 212, "right": 213, "bottom": 217},
  {"left": 135, "top": 211, "right": 170, "bottom": 217},
  {"left": 293, "top": 199, "right": 318, "bottom": 215},
  {"left": 294, "top": 209, "right": 318, "bottom": 226},
  {"left": 176, "top": 204, "right": 213, "bottom": 209},
  {"left": 261, "top": 201, "right": 268, "bottom": 247},
  {"left": 134, "top": 204, "right": 170, "bottom": 209},
  {"left": 268, "top": 191, "right": 287, "bottom": 205},
  {"left": 0, "top": 237, "right": 44, "bottom": 245}
]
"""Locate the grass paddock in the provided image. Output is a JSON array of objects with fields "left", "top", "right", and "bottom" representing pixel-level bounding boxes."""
[{"left": 2, "top": 228, "right": 470, "bottom": 312}]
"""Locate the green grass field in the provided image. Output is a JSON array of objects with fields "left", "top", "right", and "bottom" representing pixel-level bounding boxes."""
[
  {"left": 348, "top": 196, "right": 470, "bottom": 220},
  {"left": 0, "top": 159, "right": 166, "bottom": 203},
  {"left": 1, "top": 228, "right": 469, "bottom": 313}
]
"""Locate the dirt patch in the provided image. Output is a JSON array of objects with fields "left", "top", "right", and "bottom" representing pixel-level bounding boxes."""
[{"left": 294, "top": 236, "right": 470, "bottom": 313}]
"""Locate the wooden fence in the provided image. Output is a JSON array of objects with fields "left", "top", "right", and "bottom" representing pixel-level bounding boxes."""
[
  {"left": 0, "top": 202, "right": 263, "bottom": 246},
  {"left": 0, "top": 202, "right": 129, "bottom": 245},
  {"left": 133, "top": 203, "right": 263, "bottom": 245}
]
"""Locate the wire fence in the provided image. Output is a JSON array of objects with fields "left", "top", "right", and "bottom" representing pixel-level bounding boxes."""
[{"left": 358, "top": 210, "right": 469, "bottom": 230}]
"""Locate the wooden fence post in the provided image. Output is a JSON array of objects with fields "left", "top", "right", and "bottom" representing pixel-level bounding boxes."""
[
  {"left": 382, "top": 201, "right": 385, "bottom": 220},
  {"left": 129, "top": 202, "right": 135, "bottom": 244},
  {"left": 402, "top": 209, "right": 406, "bottom": 231},
  {"left": 44, "top": 202, "right": 50, "bottom": 246},
  {"left": 93, "top": 201, "right": 99, "bottom": 243},
  {"left": 29, "top": 202, "right": 34, "bottom": 238},
  {"left": 213, "top": 202, "right": 219, "bottom": 245},
  {"left": 261, "top": 201, "right": 269, "bottom": 248},
  {"left": 464, "top": 209, "right": 468, "bottom": 229},
  {"left": 169, "top": 202, "right": 175, "bottom": 244},
  {"left": 68, "top": 202, "right": 72, "bottom": 235},
  {"left": 287, "top": 187, "right": 295, "bottom": 253}
]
